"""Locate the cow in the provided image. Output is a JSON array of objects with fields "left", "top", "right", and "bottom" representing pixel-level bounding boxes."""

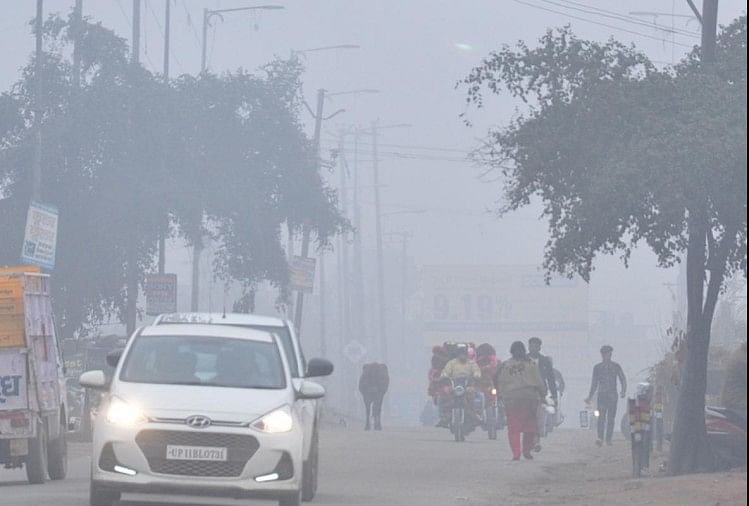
[{"left": 359, "top": 363, "right": 390, "bottom": 431}]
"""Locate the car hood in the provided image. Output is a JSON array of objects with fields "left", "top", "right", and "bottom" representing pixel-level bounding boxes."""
[{"left": 113, "top": 382, "right": 292, "bottom": 423}]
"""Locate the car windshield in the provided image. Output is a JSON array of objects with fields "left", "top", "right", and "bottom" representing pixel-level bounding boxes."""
[
  {"left": 119, "top": 335, "right": 286, "bottom": 389},
  {"left": 245, "top": 325, "right": 304, "bottom": 378}
]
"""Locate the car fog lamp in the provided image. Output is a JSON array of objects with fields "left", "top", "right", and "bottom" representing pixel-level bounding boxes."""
[{"left": 255, "top": 472, "right": 280, "bottom": 483}]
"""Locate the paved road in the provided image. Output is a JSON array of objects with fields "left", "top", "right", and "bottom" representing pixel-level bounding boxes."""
[
  {"left": 1, "top": 425, "right": 576, "bottom": 506},
  {"left": 2, "top": 427, "right": 744, "bottom": 505}
]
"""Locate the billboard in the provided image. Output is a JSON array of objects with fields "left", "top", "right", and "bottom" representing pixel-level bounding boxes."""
[
  {"left": 20, "top": 201, "right": 59, "bottom": 271},
  {"left": 420, "top": 265, "right": 589, "bottom": 346},
  {"left": 289, "top": 256, "right": 316, "bottom": 293},
  {"left": 146, "top": 274, "right": 178, "bottom": 316}
]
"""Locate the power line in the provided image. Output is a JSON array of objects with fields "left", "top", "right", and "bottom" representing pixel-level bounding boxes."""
[
  {"left": 180, "top": 0, "right": 203, "bottom": 51},
  {"left": 512, "top": 0, "right": 695, "bottom": 49},
  {"left": 551, "top": 0, "right": 699, "bottom": 38}
]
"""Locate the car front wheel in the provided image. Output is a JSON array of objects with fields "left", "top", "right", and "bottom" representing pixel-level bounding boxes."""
[
  {"left": 279, "top": 490, "right": 302, "bottom": 506},
  {"left": 90, "top": 480, "right": 121, "bottom": 506},
  {"left": 302, "top": 434, "right": 319, "bottom": 502}
]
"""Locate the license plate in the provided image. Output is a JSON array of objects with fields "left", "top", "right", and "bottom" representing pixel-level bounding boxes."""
[
  {"left": 10, "top": 438, "right": 28, "bottom": 457},
  {"left": 165, "top": 445, "right": 227, "bottom": 461}
]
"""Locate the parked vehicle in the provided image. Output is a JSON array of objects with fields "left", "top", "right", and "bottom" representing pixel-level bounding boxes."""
[
  {"left": 705, "top": 405, "right": 747, "bottom": 469},
  {"left": 80, "top": 322, "right": 332, "bottom": 506},
  {"left": 152, "top": 312, "right": 333, "bottom": 502},
  {"left": 0, "top": 266, "right": 68, "bottom": 484}
]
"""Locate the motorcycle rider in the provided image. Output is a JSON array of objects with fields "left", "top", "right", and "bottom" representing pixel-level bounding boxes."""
[
  {"left": 528, "top": 337, "right": 557, "bottom": 451},
  {"left": 437, "top": 344, "right": 482, "bottom": 428},
  {"left": 585, "top": 345, "right": 627, "bottom": 446}
]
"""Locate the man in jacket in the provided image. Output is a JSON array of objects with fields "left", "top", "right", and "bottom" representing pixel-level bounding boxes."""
[{"left": 585, "top": 345, "right": 627, "bottom": 446}]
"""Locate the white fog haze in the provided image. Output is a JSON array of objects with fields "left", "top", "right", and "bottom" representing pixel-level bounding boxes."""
[{"left": 1, "top": 1, "right": 746, "bottom": 505}]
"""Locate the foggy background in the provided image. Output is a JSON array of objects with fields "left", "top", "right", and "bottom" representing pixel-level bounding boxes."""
[{"left": 3, "top": 0, "right": 746, "bottom": 423}]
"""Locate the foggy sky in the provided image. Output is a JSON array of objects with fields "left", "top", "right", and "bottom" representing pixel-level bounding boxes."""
[{"left": 2, "top": 0, "right": 746, "bottom": 341}]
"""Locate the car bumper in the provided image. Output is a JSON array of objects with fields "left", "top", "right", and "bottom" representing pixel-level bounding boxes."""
[{"left": 91, "top": 421, "right": 303, "bottom": 499}]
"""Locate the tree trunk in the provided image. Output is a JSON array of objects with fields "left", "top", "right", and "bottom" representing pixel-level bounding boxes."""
[{"left": 668, "top": 211, "right": 714, "bottom": 474}]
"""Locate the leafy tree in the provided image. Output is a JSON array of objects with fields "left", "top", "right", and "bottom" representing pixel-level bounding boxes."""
[
  {"left": 461, "top": 18, "right": 746, "bottom": 474},
  {"left": 1, "top": 13, "right": 344, "bottom": 335}
]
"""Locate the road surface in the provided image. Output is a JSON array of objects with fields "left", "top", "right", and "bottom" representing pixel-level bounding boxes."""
[{"left": 1, "top": 427, "right": 746, "bottom": 505}]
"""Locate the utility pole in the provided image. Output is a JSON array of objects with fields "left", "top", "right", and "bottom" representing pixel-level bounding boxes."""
[
  {"left": 337, "top": 133, "right": 351, "bottom": 347},
  {"left": 351, "top": 130, "right": 365, "bottom": 343},
  {"left": 72, "top": 0, "right": 83, "bottom": 91},
  {"left": 319, "top": 250, "right": 327, "bottom": 357},
  {"left": 699, "top": 0, "right": 719, "bottom": 64},
  {"left": 31, "top": 0, "right": 43, "bottom": 201},
  {"left": 371, "top": 121, "right": 388, "bottom": 364},
  {"left": 294, "top": 88, "right": 326, "bottom": 333},
  {"left": 125, "top": 0, "right": 141, "bottom": 336},
  {"left": 132, "top": 0, "right": 141, "bottom": 65},
  {"left": 158, "top": 0, "right": 170, "bottom": 275}
]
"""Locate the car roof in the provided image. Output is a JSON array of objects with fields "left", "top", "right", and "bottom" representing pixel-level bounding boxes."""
[
  {"left": 139, "top": 323, "right": 275, "bottom": 343},
  {"left": 154, "top": 312, "right": 288, "bottom": 329}
]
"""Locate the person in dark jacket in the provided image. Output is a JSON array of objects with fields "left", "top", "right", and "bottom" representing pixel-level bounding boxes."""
[
  {"left": 585, "top": 345, "right": 627, "bottom": 446},
  {"left": 359, "top": 363, "right": 390, "bottom": 431}
]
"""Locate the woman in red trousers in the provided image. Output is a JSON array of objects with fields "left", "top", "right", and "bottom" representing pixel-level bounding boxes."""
[{"left": 495, "top": 341, "right": 547, "bottom": 460}]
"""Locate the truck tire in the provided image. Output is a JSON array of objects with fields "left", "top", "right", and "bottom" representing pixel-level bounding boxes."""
[
  {"left": 90, "top": 480, "right": 121, "bottom": 506},
  {"left": 302, "top": 434, "right": 319, "bottom": 502},
  {"left": 47, "top": 419, "right": 68, "bottom": 480},
  {"left": 26, "top": 421, "right": 48, "bottom": 484}
]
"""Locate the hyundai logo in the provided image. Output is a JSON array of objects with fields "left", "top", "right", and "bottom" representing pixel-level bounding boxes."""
[{"left": 185, "top": 415, "right": 212, "bottom": 429}]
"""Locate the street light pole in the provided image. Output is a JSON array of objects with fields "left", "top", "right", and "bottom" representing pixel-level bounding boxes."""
[
  {"left": 192, "top": 4, "right": 283, "bottom": 312},
  {"left": 371, "top": 121, "right": 387, "bottom": 363},
  {"left": 201, "top": 4, "right": 284, "bottom": 73}
]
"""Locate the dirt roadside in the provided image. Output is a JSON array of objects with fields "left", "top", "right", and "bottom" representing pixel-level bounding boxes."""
[{"left": 503, "top": 430, "right": 747, "bottom": 506}]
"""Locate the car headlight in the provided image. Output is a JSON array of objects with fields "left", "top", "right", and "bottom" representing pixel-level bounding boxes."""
[
  {"left": 252, "top": 406, "right": 293, "bottom": 433},
  {"left": 106, "top": 396, "right": 147, "bottom": 427},
  {"left": 593, "top": 409, "right": 601, "bottom": 418}
]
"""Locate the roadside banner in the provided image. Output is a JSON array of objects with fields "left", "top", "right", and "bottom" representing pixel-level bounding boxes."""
[
  {"left": 289, "top": 256, "right": 316, "bottom": 293},
  {"left": 20, "top": 201, "right": 59, "bottom": 271},
  {"left": 145, "top": 274, "right": 178, "bottom": 316},
  {"left": 420, "top": 265, "right": 589, "bottom": 346}
]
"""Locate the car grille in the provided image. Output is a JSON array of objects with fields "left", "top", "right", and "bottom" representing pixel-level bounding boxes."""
[{"left": 135, "top": 429, "right": 259, "bottom": 478}]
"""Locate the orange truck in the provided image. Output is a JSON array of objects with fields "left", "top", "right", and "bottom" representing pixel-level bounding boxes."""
[{"left": 0, "top": 266, "right": 68, "bottom": 483}]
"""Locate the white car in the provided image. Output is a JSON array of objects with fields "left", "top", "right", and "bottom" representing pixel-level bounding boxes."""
[
  {"left": 152, "top": 312, "right": 332, "bottom": 502},
  {"left": 79, "top": 323, "right": 330, "bottom": 506}
]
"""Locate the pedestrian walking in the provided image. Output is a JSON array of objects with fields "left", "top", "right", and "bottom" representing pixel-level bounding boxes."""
[
  {"left": 528, "top": 337, "right": 557, "bottom": 451},
  {"left": 495, "top": 341, "right": 547, "bottom": 460},
  {"left": 585, "top": 345, "right": 627, "bottom": 446}
]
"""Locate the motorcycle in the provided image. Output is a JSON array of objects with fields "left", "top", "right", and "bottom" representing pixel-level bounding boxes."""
[
  {"left": 448, "top": 378, "right": 481, "bottom": 442},
  {"left": 705, "top": 406, "right": 747, "bottom": 469},
  {"left": 483, "top": 387, "right": 506, "bottom": 440}
]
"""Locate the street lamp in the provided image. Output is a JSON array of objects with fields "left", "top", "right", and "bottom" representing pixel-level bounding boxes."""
[{"left": 201, "top": 4, "right": 285, "bottom": 72}]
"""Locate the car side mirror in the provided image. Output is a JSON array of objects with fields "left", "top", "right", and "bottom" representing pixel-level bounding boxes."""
[
  {"left": 106, "top": 349, "right": 124, "bottom": 368},
  {"left": 296, "top": 381, "right": 326, "bottom": 400},
  {"left": 79, "top": 370, "right": 109, "bottom": 390},
  {"left": 305, "top": 358, "right": 334, "bottom": 378}
]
